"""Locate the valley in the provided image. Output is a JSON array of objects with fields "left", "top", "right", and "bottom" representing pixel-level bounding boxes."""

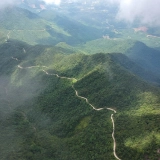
[{"left": 0, "top": 1, "right": 160, "bottom": 160}]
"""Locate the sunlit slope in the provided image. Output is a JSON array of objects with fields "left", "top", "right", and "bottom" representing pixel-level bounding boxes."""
[
  {"left": 0, "top": 7, "right": 70, "bottom": 45},
  {"left": 80, "top": 39, "right": 160, "bottom": 83},
  {"left": 0, "top": 41, "right": 160, "bottom": 159},
  {"left": 0, "top": 7, "right": 103, "bottom": 45},
  {"left": 0, "top": 40, "right": 85, "bottom": 76},
  {"left": 38, "top": 10, "right": 103, "bottom": 44}
]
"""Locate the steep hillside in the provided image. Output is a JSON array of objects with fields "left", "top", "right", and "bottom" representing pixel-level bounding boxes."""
[
  {"left": 38, "top": 10, "right": 103, "bottom": 44},
  {"left": 0, "top": 7, "right": 71, "bottom": 45},
  {"left": 0, "top": 7, "right": 103, "bottom": 46},
  {"left": 80, "top": 39, "right": 160, "bottom": 84},
  {"left": 0, "top": 41, "right": 160, "bottom": 160}
]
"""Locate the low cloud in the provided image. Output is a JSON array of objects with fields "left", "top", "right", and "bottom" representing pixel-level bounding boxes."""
[
  {"left": 0, "top": 0, "right": 18, "bottom": 8},
  {"left": 63, "top": 0, "right": 160, "bottom": 26},
  {"left": 43, "top": 0, "right": 61, "bottom": 5},
  {"left": 111, "top": 0, "right": 160, "bottom": 26}
]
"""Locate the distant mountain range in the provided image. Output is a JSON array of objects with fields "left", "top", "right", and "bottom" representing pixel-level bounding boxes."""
[{"left": 0, "top": 6, "right": 103, "bottom": 45}]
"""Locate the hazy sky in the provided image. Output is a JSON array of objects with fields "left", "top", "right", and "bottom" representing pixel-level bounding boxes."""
[{"left": 0, "top": 0, "right": 160, "bottom": 26}]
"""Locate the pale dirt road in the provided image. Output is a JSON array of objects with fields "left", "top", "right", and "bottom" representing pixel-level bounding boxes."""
[
  {"left": 12, "top": 57, "right": 19, "bottom": 61},
  {"left": 5, "top": 31, "right": 10, "bottom": 42},
  {"left": 18, "top": 65, "right": 48, "bottom": 69},
  {"left": 42, "top": 69, "right": 121, "bottom": 160},
  {"left": 16, "top": 62, "right": 121, "bottom": 160}
]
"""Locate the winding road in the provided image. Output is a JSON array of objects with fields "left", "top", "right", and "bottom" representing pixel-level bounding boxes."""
[
  {"left": 42, "top": 69, "right": 121, "bottom": 160},
  {"left": 7, "top": 31, "right": 10, "bottom": 39},
  {"left": 6, "top": 31, "right": 26, "bottom": 54},
  {"left": 18, "top": 65, "right": 48, "bottom": 69},
  {"left": 5, "top": 31, "right": 10, "bottom": 42},
  {"left": 12, "top": 57, "right": 19, "bottom": 61},
  {"left": 14, "top": 61, "right": 121, "bottom": 160}
]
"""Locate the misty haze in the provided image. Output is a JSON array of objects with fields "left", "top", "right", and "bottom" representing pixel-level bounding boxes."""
[{"left": 0, "top": 0, "right": 160, "bottom": 160}]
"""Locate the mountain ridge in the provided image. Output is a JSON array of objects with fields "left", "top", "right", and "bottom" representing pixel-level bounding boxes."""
[{"left": 0, "top": 3, "right": 160, "bottom": 160}]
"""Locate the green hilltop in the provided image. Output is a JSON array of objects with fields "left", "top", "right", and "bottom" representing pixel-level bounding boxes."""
[
  {"left": 79, "top": 38, "right": 160, "bottom": 83},
  {"left": 0, "top": 41, "right": 160, "bottom": 159}
]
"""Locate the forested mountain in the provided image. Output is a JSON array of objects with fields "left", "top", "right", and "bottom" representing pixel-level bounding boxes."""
[
  {"left": 80, "top": 39, "right": 160, "bottom": 84},
  {"left": 0, "top": 1, "right": 160, "bottom": 160},
  {"left": 0, "top": 7, "right": 102, "bottom": 45}
]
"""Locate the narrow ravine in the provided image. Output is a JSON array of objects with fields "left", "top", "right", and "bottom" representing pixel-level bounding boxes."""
[
  {"left": 4, "top": 87, "right": 12, "bottom": 111},
  {"left": 15, "top": 62, "right": 121, "bottom": 160},
  {"left": 20, "top": 111, "right": 37, "bottom": 133}
]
